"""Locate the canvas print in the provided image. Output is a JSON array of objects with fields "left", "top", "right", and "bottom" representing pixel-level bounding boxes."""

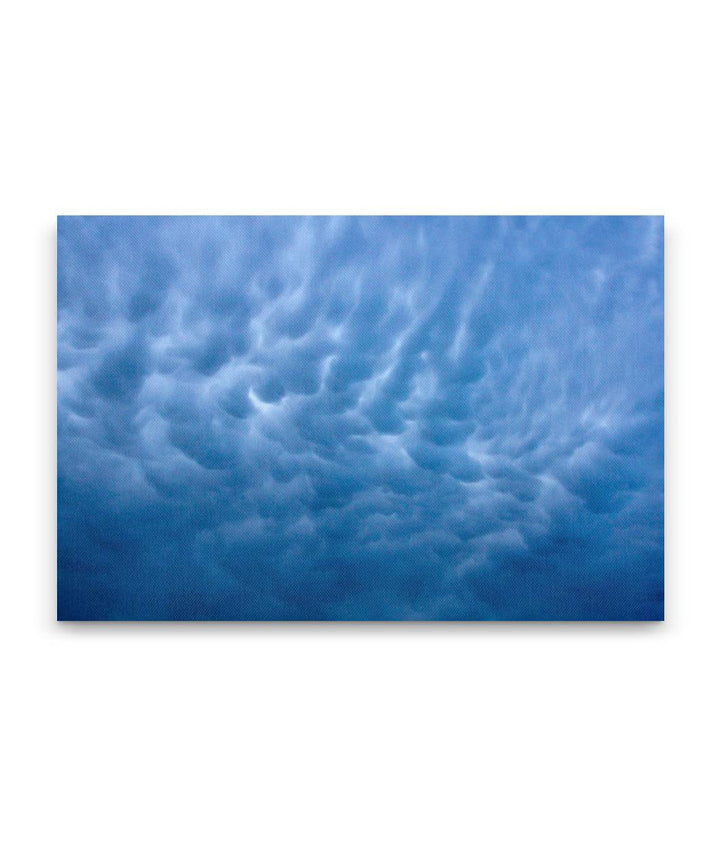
[{"left": 57, "top": 216, "right": 664, "bottom": 620}]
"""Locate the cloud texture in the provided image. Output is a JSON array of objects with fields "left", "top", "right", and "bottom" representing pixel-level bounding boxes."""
[{"left": 57, "top": 216, "right": 664, "bottom": 619}]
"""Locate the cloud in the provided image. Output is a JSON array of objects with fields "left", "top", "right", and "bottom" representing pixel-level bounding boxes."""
[{"left": 57, "top": 216, "right": 664, "bottom": 619}]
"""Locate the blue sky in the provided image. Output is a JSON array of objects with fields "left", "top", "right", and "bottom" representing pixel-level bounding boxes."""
[{"left": 57, "top": 216, "right": 663, "bottom": 619}]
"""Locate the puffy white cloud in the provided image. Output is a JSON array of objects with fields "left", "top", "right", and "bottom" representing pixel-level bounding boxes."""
[{"left": 58, "top": 216, "right": 663, "bottom": 619}]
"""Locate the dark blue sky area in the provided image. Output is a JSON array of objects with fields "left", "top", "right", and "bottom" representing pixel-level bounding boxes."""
[{"left": 57, "top": 216, "right": 664, "bottom": 619}]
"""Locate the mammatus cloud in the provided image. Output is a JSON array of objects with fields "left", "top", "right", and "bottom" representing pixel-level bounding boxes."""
[{"left": 57, "top": 216, "right": 663, "bottom": 619}]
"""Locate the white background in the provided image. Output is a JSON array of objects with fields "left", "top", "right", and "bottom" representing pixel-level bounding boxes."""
[{"left": 2, "top": 2, "right": 718, "bottom": 854}]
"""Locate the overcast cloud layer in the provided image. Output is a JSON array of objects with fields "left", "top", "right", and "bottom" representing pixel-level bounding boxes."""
[{"left": 57, "top": 216, "right": 664, "bottom": 619}]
